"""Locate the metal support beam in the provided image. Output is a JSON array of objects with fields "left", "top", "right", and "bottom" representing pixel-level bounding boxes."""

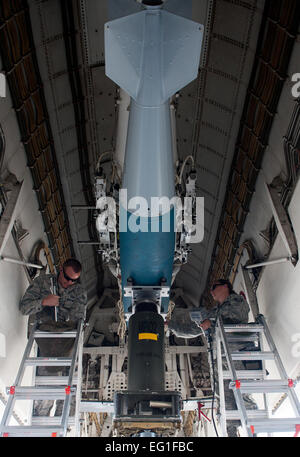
[
  {"left": 265, "top": 183, "right": 298, "bottom": 264},
  {"left": 71, "top": 206, "right": 97, "bottom": 210},
  {"left": 0, "top": 178, "right": 23, "bottom": 257},
  {"left": 241, "top": 267, "right": 260, "bottom": 319},
  {"left": 0, "top": 256, "right": 43, "bottom": 269},
  {"left": 79, "top": 401, "right": 114, "bottom": 413},
  {"left": 245, "top": 257, "right": 292, "bottom": 269},
  {"left": 83, "top": 345, "right": 206, "bottom": 356}
]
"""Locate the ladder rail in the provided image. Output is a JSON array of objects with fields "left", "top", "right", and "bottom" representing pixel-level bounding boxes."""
[
  {"left": 13, "top": 323, "right": 38, "bottom": 386},
  {"left": 60, "top": 319, "right": 84, "bottom": 436},
  {"left": 74, "top": 321, "right": 84, "bottom": 436},
  {"left": 216, "top": 316, "right": 252, "bottom": 436},
  {"left": 0, "top": 322, "right": 37, "bottom": 430},
  {"left": 215, "top": 326, "right": 227, "bottom": 436},
  {"left": 258, "top": 329, "right": 271, "bottom": 436},
  {"left": 257, "top": 315, "right": 300, "bottom": 417}
]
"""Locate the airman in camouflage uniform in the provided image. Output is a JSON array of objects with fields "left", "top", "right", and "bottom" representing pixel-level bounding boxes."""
[
  {"left": 167, "top": 279, "right": 257, "bottom": 437},
  {"left": 167, "top": 292, "right": 249, "bottom": 338},
  {"left": 20, "top": 258, "right": 87, "bottom": 417}
]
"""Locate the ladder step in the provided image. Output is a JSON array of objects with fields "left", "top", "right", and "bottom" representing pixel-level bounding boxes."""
[
  {"left": 225, "top": 409, "right": 269, "bottom": 420},
  {"left": 25, "top": 357, "right": 72, "bottom": 367},
  {"left": 226, "top": 335, "right": 259, "bottom": 343},
  {"left": 6, "top": 386, "right": 76, "bottom": 399},
  {"left": 35, "top": 376, "right": 78, "bottom": 386},
  {"left": 31, "top": 416, "right": 75, "bottom": 426},
  {"left": 224, "top": 324, "right": 264, "bottom": 333},
  {"left": 248, "top": 418, "right": 300, "bottom": 434},
  {"left": 231, "top": 351, "right": 275, "bottom": 360},
  {"left": 230, "top": 379, "right": 295, "bottom": 393},
  {"left": 34, "top": 331, "right": 78, "bottom": 338},
  {"left": 223, "top": 370, "right": 265, "bottom": 380},
  {"left": 1, "top": 426, "right": 64, "bottom": 437}
]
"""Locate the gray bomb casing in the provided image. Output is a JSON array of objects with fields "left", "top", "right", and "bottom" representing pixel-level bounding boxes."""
[{"left": 127, "top": 310, "right": 165, "bottom": 391}]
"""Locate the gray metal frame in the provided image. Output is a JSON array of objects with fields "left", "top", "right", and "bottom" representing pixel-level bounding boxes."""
[
  {"left": 215, "top": 315, "right": 300, "bottom": 437},
  {"left": 0, "top": 320, "right": 83, "bottom": 437}
]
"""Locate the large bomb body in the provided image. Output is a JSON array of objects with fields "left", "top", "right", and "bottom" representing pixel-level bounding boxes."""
[
  {"left": 105, "top": 4, "right": 204, "bottom": 312},
  {"left": 114, "top": 305, "right": 182, "bottom": 433},
  {"left": 127, "top": 309, "right": 165, "bottom": 391},
  {"left": 105, "top": 3, "right": 203, "bottom": 434}
]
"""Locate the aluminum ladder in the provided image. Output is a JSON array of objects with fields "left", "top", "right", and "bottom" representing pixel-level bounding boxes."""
[
  {"left": 0, "top": 319, "right": 84, "bottom": 437},
  {"left": 215, "top": 314, "right": 300, "bottom": 437}
]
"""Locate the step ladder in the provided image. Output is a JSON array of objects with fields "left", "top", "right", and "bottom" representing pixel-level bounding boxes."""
[
  {"left": 0, "top": 320, "right": 84, "bottom": 437},
  {"left": 215, "top": 314, "right": 300, "bottom": 437}
]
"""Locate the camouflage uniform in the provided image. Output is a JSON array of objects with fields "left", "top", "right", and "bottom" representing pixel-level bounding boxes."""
[
  {"left": 208, "top": 292, "right": 249, "bottom": 324},
  {"left": 168, "top": 293, "right": 250, "bottom": 337},
  {"left": 20, "top": 273, "right": 87, "bottom": 324},
  {"left": 168, "top": 293, "right": 257, "bottom": 437},
  {"left": 20, "top": 273, "right": 87, "bottom": 417}
]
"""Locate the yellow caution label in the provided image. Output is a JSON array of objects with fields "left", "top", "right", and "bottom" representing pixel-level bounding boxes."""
[{"left": 138, "top": 333, "right": 158, "bottom": 341}]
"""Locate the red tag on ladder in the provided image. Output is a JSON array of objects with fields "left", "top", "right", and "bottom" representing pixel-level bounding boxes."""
[
  {"left": 51, "top": 432, "right": 57, "bottom": 437},
  {"left": 197, "top": 402, "right": 211, "bottom": 423},
  {"left": 250, "top": 425, "right": 255, "bottom": 435},
  {"left": 288, "top": 379, "right": 294, "bottom": 388},
  {"left": 9, "top": 386, "right": 15, "bottom": 395},
  {"left": 294, "top": 425, "right": 300, "bottom": 437},
  {"left": 65, "top": 386, "right": 71, "bottom": 395},
  {"left": 235, "top": 380, "right": 241, "bottom": 389}
]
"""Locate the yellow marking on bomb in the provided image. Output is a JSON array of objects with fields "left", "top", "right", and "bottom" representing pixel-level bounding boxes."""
[{"left": 138, "top": 333, "right": 158, "bottom": 341}]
